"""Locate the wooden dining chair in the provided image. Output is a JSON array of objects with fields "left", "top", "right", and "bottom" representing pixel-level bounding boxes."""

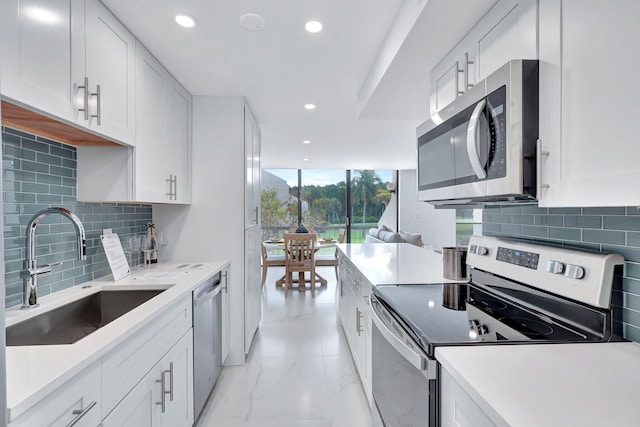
[
  {"left": 261, "top": 242, "right": 286, "bottom": 287},
  {"left": 283, "top": 233, "right": 317, "bottom": 297},
  {"left": 315, "top": 228, "right": 346, "bottom": 279}
]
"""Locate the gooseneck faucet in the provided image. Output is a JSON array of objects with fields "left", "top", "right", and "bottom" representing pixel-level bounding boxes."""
[{"left": 21, "top": 207, "right": 87, "bottom": 309}]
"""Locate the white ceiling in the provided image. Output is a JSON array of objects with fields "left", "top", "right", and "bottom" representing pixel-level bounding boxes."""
[{"left": 101, "top": 0, "right": 495, "bottom": 170}]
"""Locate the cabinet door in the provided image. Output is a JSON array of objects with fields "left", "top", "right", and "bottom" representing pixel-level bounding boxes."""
[
  {"left": 1, "top": 0, "right": 84, "bottom": 123},
  {"left": 165, "top": 76, "right": 192, "bottom": 204},
  {"left": 244, "top": 226, "right": 262, "bottom": 353},
  {"left": 244, "top": 106, "right": 260, "bottom": 227},
  {"left": 8, "top": 361, "right": 101, "bottom": 427},
  {"left": 221, "top": 268, "right": 231, "bottom": 364},
  {"left": 85, "top": 0, "right": 135, "bottom": 145},
  {"left": 440, "top": 369, "right": 496, "bottom": 427},
  {"left": 135, "top": 42, "right": 168, "bottom": 202},
  {"left": 538, "top": 0, "right": 640, "bottom": 207},
  {"left": 159, "top": 329, "right": 194, "bottom": 427},
  {"left": 101, "top": 363, "right": 160, "bottom": 427},
  {"left": 431, "top": 61, "right": 462, "bottom": 114},
  {"left": 473, "top": 0, "right": 538, "bottom": 81}
]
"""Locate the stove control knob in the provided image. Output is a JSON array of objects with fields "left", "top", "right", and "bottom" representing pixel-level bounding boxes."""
[
  {"left": 546, "top": 260, "right": 565, "bottom": 274},
  {"left": 565, "top": 264, "right": 585, "bottom": 279},
  {"left": 468, "top": 319, "right": 488, "bottom": 336},
  {"left": 470, "top": 245, "right": 488, "bottom": 256}
]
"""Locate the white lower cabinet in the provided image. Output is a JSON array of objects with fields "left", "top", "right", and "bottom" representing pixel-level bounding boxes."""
[
  {"left": 8, "top": 361, "right": 101, "bottom": 427},
  {"left": 102, "top": 329, "right": 194, "bottom": 427},
  {"left": 337, "top": 253, "right": 372, "bottom": 402},
  {"left": 8, "top": 293, "right": 194, "bottom": 427},
  {"left": 440, "top": 368, "right": 496, "bottom": 427}
]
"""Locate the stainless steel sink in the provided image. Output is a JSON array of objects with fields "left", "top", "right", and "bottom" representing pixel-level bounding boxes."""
[{"left": 6, "top": 290, "right": 165, "bottom": 346}]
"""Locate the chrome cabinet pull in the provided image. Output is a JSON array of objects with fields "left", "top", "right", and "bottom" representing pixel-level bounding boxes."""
[
  {"left": 356, "top": 307, "right": 363, "bottom": 336},
  {"left": 222, "top": 271, "right": 228, "bottom": 293},
  {"left": 166, "top": 175, "right": 177, "bottom": 200},
  {"left": 536, "top": 139, "right": 550, "bottom": 199},
  {"left": 455, "top": 61, "right": 463, "bottom": 97},
  {"left": 168, "top": 362, "right": 174, "bottom": 401},
  {"left": 464, "top": 52, "right": 474, "bottom": 90},
  {"left": 66, "top": 400, "right": 97, "bottom": 427},
  {"left": 91, "top": 84, "right": 101, "bottom": 125},
  {"left": 254, "top": 207, "right": 259, "bottom": 224},
  {"left": 78, "top": 77, "right": 89, "bottom": 121}
]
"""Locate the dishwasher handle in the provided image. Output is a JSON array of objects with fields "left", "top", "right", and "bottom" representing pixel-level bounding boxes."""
[{"left": 194, "top": 284, "right": 221, "bottom": 306}]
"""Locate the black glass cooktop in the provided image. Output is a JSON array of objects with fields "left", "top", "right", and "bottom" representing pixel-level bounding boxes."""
[{"left": 372, "top": 279, "right": 612, "bottom": 357}]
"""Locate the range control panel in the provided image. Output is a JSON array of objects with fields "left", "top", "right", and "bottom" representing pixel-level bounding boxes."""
[
  {"left": 496, "top": 247, "right": 540, "bottom": 270},
  {"left": 466, "top": 235, "right": 625, "bottom": 309}
]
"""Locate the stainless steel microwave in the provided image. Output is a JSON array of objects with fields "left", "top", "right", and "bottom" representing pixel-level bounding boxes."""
[{"left": 417, "top": 60, "right": 539, "bottom": 207}]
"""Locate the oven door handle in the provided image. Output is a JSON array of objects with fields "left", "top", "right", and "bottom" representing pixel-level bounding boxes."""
[{"left": 371, "top": 300, "right": 428, "bottom": 371}]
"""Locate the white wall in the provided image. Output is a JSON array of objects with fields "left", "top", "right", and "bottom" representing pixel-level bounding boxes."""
[
  {"left": 153, "top": 96, "right": 247, "bottom": 365},
  {"left": 398, "top": 169, "right": 456, "bottom": 251}
]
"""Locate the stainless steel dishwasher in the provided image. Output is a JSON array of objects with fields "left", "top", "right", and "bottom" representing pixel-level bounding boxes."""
[{"left": 193, "top": 272, "right": 222, "bottom": 420}]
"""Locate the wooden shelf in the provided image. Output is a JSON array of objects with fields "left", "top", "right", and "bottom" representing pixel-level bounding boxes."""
[{"left": 1, "top": 100, "right": 119, "bottom": 146}]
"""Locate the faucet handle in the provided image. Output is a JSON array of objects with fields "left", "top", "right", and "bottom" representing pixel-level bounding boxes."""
[{"left": 34, "top": 262, "right": 63, "bottom": 275}]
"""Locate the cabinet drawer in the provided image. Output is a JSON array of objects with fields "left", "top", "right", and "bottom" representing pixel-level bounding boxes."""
[
  {"left": 9, "top": 361, "right": 101, "bottom": 427},
  {"left": 101, "top": 294, "right": 192, "bottom": 415}
]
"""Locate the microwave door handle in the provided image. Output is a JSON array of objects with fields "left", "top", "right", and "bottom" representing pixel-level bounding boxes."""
[{"left": 466, "top": 99, "right": 488, "bottom": 179}]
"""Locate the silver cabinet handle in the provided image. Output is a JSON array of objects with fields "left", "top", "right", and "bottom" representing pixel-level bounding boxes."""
[
  {"left": 464, "top": 52, "right": 474, "bottom": 90},
  {"left": 466, "top": 98, "right": 488, "bottom": 179},
  {"left": 78, "top": 77, "right": 89, "bottom": 121},
  {"left": 222, "top": 271, "right": 228, "bottom": 293},
  {"left": 168, "top": 362, "right": 174, "bottom": 402},
  {"left": 355, "top": 307, "right": 363, "bottom": 336},
  {"left": 455, "top": 61, "right": 463, "bottom": 97},
  {"left": 174, "top": 175, "right": 178, "bottom": 200},
  {"left": 536, "top": 138, "right": 550, "bottom": 199},
  {"left": 253, "top": 206, "right": 259, "bottom": 224},
  {"left": 166, "top": 175, "right": 178, "bottom": 200},
  {"left": 66, "top": 400, "right": 97, "bottom": 427},
  {"left": 156, "top": 366, "right": 172, "bottom": 413},
  {"left": 91, "top": 84, "right": 101, "bottom": 125}
]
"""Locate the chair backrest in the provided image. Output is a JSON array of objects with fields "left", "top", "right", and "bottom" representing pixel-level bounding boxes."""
[
  {"left": 337, "top": 228, "right": 346, "bottom": 243},
  {"left": 283, "top": 233, "right": 316, "bottom": 267}
]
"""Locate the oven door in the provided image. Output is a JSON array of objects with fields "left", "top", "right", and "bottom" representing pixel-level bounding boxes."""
[{"left": 371, "top": 295, "right": 437, "bottom": 427}]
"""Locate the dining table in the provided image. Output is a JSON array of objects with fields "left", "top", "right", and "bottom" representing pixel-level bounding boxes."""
[{"left": 263, "top": 238, "right": 337, "bottom": 290}]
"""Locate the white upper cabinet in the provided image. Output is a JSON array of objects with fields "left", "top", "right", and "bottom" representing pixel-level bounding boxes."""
[
  {"left": 538, "top": 0, "right": 640, "bottom": 207},
  {"left": 84, "top": 0, "right": 136, "bottom": 144},
  {"left": 244, "top": 106, "right": 261, "bottom": 228},
  {"left": 430, "top": 0, "right": 538, "bottom": 115},
  {"left": 1, "top": 0, "right": 84, "bottom": 122},
  {"left": 77, "top": 41, "right": 192, "bottom": 204},
  {"left": 1, "top": 0, "right": 135, "bottom": 145}
]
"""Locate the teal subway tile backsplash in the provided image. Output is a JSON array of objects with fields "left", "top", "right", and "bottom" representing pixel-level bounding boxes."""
[
  {"left": 2, "top": 126, "right": 153, "bottom": 308},
  {"left": 483, "top": 204, "right": 640, "bottom": 343}
]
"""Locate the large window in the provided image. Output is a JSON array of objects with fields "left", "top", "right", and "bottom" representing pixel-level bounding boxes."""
[
  {"left": 261, "top": 169, "right": 393, "bottom": 243},
  {"left": 455, "top": 208, "right": 483, "bottom": 245}
]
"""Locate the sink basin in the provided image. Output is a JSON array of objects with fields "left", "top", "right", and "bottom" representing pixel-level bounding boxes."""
[{"left": 6, "top": 290, "right": 165, "bottom": 346}]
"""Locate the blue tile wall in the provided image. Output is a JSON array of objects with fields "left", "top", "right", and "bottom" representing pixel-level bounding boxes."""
[
  {"left": 2, "top": 127, "right": 152, "bottom": 308},
  {"left": 483, "top": 204, "right": 640, "bottom": 342}
]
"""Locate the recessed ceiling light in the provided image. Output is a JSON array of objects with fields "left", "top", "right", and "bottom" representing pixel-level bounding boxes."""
[
  {"left": 239, "top": 13, "right": 266, "bottom": 31},
  {"left": 175, "top": 14, "right": 197, "bottom": 28},
  {"left": 304, "top": 104, "right": 316, "bottom": 110},
  {"left": 305, "top": 21, "right": 323, "bottom": 33},
  {"left": 303, "top": 158, "right": 309, "bottom": 161},
  {"left": 303, "top": 140, "right": 311, "bottom": 144}
]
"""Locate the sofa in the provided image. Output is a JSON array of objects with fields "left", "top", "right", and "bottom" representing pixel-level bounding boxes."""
[{"left": 365, "top": 227, "right": 424, "bottom": 247}]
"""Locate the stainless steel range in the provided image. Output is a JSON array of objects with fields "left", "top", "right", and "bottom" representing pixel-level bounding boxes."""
[{"left": 370, "top": 236, "right": 625, "bottom": 427}]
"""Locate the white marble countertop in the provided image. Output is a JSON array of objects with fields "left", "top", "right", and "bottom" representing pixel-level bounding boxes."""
[
  {"left": 436, "top": 342, "right": 640, "bottom": 427},
  {"left": 5, "top": 260, "right": 229, "bottom": 422},
  {"left": 337, "top": 243, "right": 468, "bottom": 285}
]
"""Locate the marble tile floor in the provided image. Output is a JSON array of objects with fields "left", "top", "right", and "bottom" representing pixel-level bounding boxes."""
[{"left": 196, "top": 266, "right": 372, "bottom": 427}]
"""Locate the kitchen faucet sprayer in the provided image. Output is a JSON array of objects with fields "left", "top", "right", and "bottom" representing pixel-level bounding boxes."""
[{"left": 21, "top": 207, "right": 87, "bottom": 309}]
